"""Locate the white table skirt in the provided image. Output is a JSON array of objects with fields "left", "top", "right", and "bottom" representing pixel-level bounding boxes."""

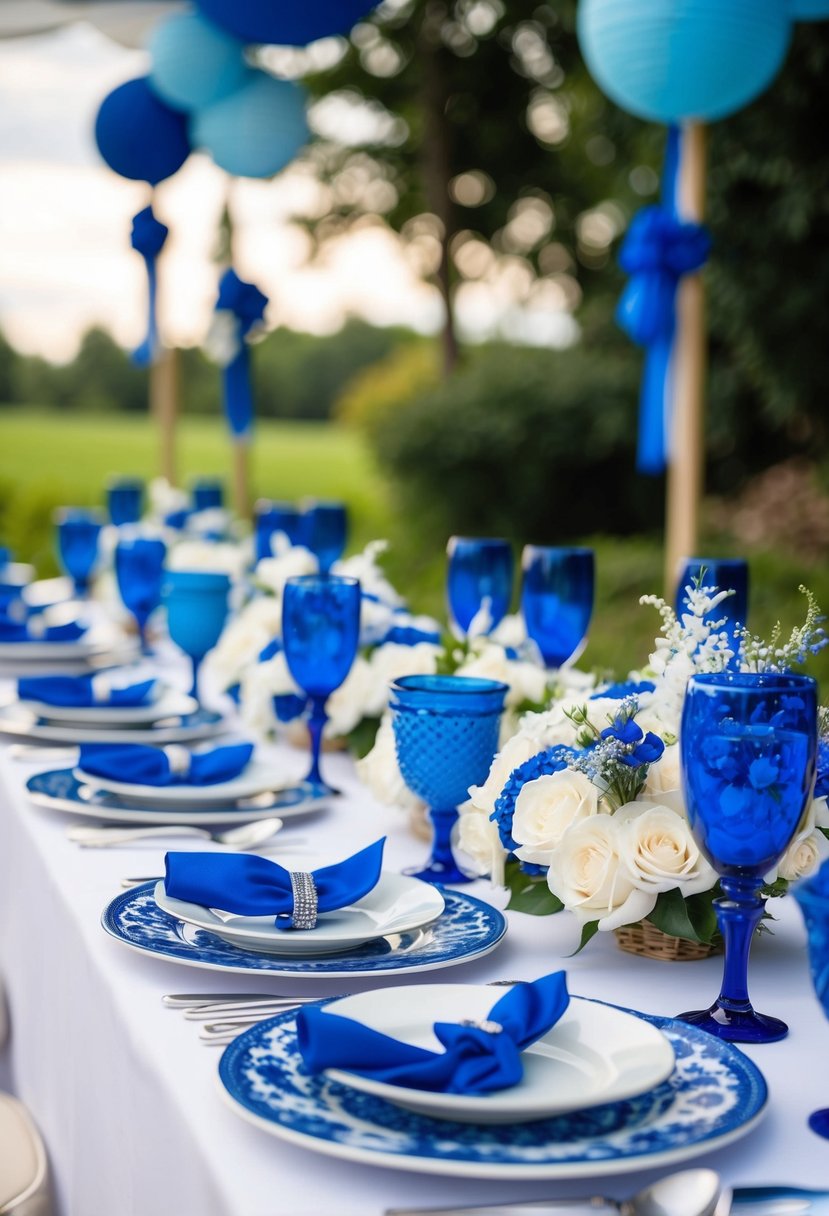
[{"left": 1, "top": 736, "right": 828, "bottom": 1216}]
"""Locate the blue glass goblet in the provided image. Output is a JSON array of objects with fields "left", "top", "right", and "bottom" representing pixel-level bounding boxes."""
[
  {"left": 255, "top": 500, "right": 303, "bottom": 563},
  {"left": 192, "top": 478, "right": 224, "bottom": 512},
  {"left": 390, "top": 674, "right": 508, "bottom": 885},
  {"left": 521, "top": 546, "right": 594, "bottom": 668},
  {"left": 282, "top": 574, "right": 361, "bottom": 792},
  {"left": 115, "top": 536, "right": 166, "bottom": 654},
  {"left": 301, "top": 502, "right": 348, "bottom": 575},
  {"left": 676, "top": 558, "right": 749, "bottom": 650},
  {"left": 794, "top": 860, "right": 829, "bottom": 1138},
  {"left": 679, "top": 671, "right": 818, "bottom": 1043},
  {"left": 446, "top": 537, "right": 513, "bottom": 637},
  {"left": 107, "top": 478, "right": 143, "bottom": 527},
  {"left": 162, "top": 570, "right": 230, "bottom": 700},
  {"left": 54, "top": 507, "right": 104, "bottom": 597}
]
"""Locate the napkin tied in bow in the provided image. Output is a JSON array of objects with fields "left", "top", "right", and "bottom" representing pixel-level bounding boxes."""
[
  {"left": 164, "top": 838, "right": 385, "bottom": 930},
  {"left": 18, "top": 674, "right": 156, "bottom": 709},
  {"left": 297, "top": 971, "right": 569, "bottom": 1094},
  {"left": 0, "top": 613, "right": 86, "bottom": 643},
  {"left": 77, "top": 741, "right": 254, "bottom": 786}
]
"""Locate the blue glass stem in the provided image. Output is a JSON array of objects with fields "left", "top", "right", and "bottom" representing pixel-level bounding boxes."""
[
  {"left": 306, "top": 694, "right": 328, "bottom": 787},
  {"left": 73, "top": 577, "right": 88, "bottom": 599},
  {"left": 715, "top": 876, "right": 765, "bottom": 1011},
  {"left": 430, "top": 807, "right": 460, "bottom": 873},
  {"left": 189, "top": 655, "right": 202, "bottom": 701}
]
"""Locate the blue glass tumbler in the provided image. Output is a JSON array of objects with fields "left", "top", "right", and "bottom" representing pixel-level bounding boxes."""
[
  {"left": 679, "top": 671, "right": 818, "bottom": 1042},
  {"left": 115, "top": 536, "right": 166, "bottom": 654},
  {"left": 521, "top": 546, "right": 595, "bottom": 668},
  {"left": 192, "top": 479, "right": 224, "bottom": 512},
  {"left": 107, "top": 478, "right": 143, "bottom": 527},
  {"left": 390, "top": 674, "right": 508, "bottom": 884},
  {"left": 302, "top": 502, "right": 348, "bottom": 575},
  {"left": 255, "top": 500, "right": 303, "bottom": 563},
  {"left": 446, "top": 537, "right": 513, "bottom": 636},
  {"left": 794, "top": 860, "right": 829, "bottom": 1137},
  {"left": 282, "top": 574, "right": 361, "bottom": 792},
  {"left": 675, "top": 558, "right": 749, "bottom": 650},
  {"left": 162, "top": 570, "right": 230, "bottom": 700},
  {"left": 55, "top": 507, "right": 104, "bottom": 597}
]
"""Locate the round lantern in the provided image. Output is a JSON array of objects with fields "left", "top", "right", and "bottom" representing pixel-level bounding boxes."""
[
  {"left": 192, "top": 73, "right": 309, "bottom": 179},
  {"left": 195, "top": 0, "right": 378, "bottom": 46},
  {"left": 788, "top": 0, "right": 829, "bottom": 18},
  {"left": 149, "top": 11, "right": 248, "bottom": 111},
  {"left": 577, "top": 0, "right": 792, "bottom": 123},
  {"left": 95, "top": 77, "right": 190, "bottom": 185}
]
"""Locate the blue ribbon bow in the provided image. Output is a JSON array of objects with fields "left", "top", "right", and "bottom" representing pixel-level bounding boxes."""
[
  {"left": 131, "top": 205, "right": 169, "bottom": 368},
  {"left": 214, "top": 268, "right": 269, "bottom": 439},
  {"left": 616, "top": 127, "right": 711, "bottom": 475},
  {"left": 77, "top": 741, "right": 254, "bottom": 786},
  {"left": 17, "top": 675, "right": 156, "bottom": 708}
]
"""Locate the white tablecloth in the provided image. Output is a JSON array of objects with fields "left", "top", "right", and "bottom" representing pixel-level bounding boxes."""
[{"left": 1, "top": 736, "right": 827, "bottom": 1216}]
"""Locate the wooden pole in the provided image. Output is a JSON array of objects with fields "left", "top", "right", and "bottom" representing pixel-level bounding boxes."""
[
  {"left": 232, "top": 437, "right": 251, "bottom": 521},
  {"left": 150, "top": 345, "right": 179, "bottom": 487},
  {"left": 664, "top": 122, "right": 708, "bottom": 595}
]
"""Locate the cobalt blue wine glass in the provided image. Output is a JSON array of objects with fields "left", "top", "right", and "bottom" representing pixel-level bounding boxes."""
[
  {"left": 114, "top": 536, "right": 166, "bottom": 654},
  {"left": 390, "top": 674, "right": 508, "bottom": 884},
  {"left": 521, "top": 546, "right": 595, "bottom": 668},
  {"left": 676, "top": 558, "right": 749, "bottom": 650},
  {"left": 301, "top": 501, "right": 348, "bottom": 575},
  {"left": 54, "top": 507, "right": 104, "bottom": 597},
  {"left": 107, "top": 478, "right": 143, "bottom": 527},
  {"left": 282, "top": 574, "right": 361, "bottom": 792},
  {"left": 192, "top": 478, "right": 224, "bottom": 512},
  {"left": 794, "top": 860, "right": 829, "bottom": 1138},
  {"left": 446, "top": 537, "right": 513, "bottom": 636},
  {"left": 162, "top": 570, "right": 230, "bottom": 700},
  {"left": 255, "top": 500, "right": 303, "bottom": 563},
  {"left": 679, "top": 671, "right": 818, "bottom": 1043}
]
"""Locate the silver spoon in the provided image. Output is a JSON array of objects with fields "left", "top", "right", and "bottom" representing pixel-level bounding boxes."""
[{"left": 67, "top": 817, "right": 284, "bottom": 849}]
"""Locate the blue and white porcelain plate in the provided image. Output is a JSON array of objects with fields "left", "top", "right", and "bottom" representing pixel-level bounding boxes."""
[
  {"left": 0, "top": 703, "right": 223, "bottom": 746},
  {"left": 218, "top": 1004, "right": 767, "bottom": 1179},
  {"left": 28, "top": 769, "right": 329, "bottom": 826},
  {"left": 101, "top": 884, "right": 506, "bottom": 977}
]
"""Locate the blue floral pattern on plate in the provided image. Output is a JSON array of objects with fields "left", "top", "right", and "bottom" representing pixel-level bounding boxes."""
[
  {"left": 101, "top": 884, "right": 507, "bottom": 977},
  {"left": 217, "top": 1004, "right": 767, "bottom": 1178}
]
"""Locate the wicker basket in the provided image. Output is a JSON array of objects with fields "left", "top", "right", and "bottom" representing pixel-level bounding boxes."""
[{"left": 614, "top": 919, "right": 720, "bottom": 962}]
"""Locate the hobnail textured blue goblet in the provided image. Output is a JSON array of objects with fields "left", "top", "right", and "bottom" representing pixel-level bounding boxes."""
[
  {"left": 107, "top": 478, "right": 144, "bottom": 527},
  {"left": 255, "top": 500, "right": 303, "bottom": 562},
  {"left": 679, "top": 671, "right": 818, "bottom": 1043},
  {"left": 794, "top": 860, "right": 829, "bottom": 1138},
  {"left": 54, "top": 507, "right": 104, "bottom": 597},
  {"left": 282, "top": 574, "right": 361, "bottom": 792},
  {"left": 446, "top": 537, "right": 513, "bottom": 637},
  {"left": 676, "top": 557, "right": 749, "bottom": 647},
  {"left": 192, "top": 478, "right": 224, "bottom": 512},
  {"left": 115, "top": 536, "right": 166, "bottom": 654},
  {"left": 302, "top": 502, "right": 348, "bottom": 575},
  {"left": 390, "top": 674, "right": 508, "bottom": 885},
  {"left": 521, "top": 546, "right": 595, "bottom": 668},
  {"left": 162, "top": 570, "right": 230, "bottom": 700}
]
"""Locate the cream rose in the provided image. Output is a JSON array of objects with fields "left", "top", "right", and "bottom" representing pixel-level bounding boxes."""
[
  {"left": 356, "top": 714, "right": 422, "bottom": 811},
  {"left": 641, "top": 745, "right": 686, "bottom": 816},
  {"left": 512, "top": 770, "right": 599, "bottom": 867},
  {"left": 238, "top": 653, "right": 301, "bottom": 738},
  {"left": 616, "top": 802, "right": 716, "bottom": 895},
  {"left": 456, "top": 807, "right": 508, "bottom": 886},
  {"left": 256, "top": 545, "right": 318, "bottom": 598},
  {"left": 363, "top": 642, "right": 441, "bottom": 719},
  {"left": 457, "top": 642, "right": 548, "bottom": 708},
  {"left": 207, "top": 596, "right": 282, "bottom": 690},
  {"left": 546, "top": 815, "right": 656, "bottom": 930},
  {"left": 766, "top": 796, "right": 829, "bottom": 883},
  {"left": 468, "top": 733, "right": 547, "bottom": 818},
  {"left": 167, "top": 539, "right": 247, "bottom": 580},
  {"left": 324, "top": 656, "right": 374, "bottom": 738}
]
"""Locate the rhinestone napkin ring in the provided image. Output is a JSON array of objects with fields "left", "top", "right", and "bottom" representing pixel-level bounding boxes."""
[
  {"left": 290, "top": 871, "right": 318, "bottom": 930},
  {"left": 459, "top": 1018, "right": 503, "bottom": 1035}
]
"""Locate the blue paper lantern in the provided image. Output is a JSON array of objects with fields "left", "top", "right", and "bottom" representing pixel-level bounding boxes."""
[
  {"left": 95, "top": 77, "right": 190, "bottom": 185},
  {"left": 192, "top": 73, "right": 309, "bottom": 178},
  {"left": 195, "top": 0, "right": 378, "bottom": 47},
  {"left": 788, "top": 0, "right": 829, "bottom": 18},
  {"left": 577, "top": 0, "right": 792, "bottom": 124},
  {"left": 149, "top": 11, "right": 248, "bottom": 111}
]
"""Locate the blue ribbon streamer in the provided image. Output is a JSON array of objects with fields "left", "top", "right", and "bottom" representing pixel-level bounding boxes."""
[
  {"left": 215, "top": 268, "right": 269, "bottom": 438},
  {"left": 130, "top": 205, "right": 169, "bottom": 368},
  {"left": 616, "top": 127, "right": 711, "bottom": 475}
]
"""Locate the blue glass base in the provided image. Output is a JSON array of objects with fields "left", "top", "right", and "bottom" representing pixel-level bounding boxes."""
[
  {"left": 403, "top": 859, "right": 474, "bottom": 886},
  {"left": 676, "top": 1004, "right": 788, "bottom": 1044},
  {"left": 808, "top": 1108, "right": 829, "bottom": 1139}
]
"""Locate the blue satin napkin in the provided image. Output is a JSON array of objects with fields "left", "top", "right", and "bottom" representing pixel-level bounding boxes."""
[
  {"left": 18, "top": 674, "right": 156, "bottom": 708},
  {"left": 297, "top": 971, "right": 570, "bottom": 1094},
  {"left": 0, "top": 615, "right": 86, "bottom": 643},
  {"left": 78, "top": 741, "right": 254, "bottom": 786},
  {"left": 164, "top": 838, "right": 385, "bottom": 929}
]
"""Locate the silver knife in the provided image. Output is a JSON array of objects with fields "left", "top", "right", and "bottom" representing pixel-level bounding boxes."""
[{"left": 385, "top": 1189, "right": 829, "bottom": 1216}]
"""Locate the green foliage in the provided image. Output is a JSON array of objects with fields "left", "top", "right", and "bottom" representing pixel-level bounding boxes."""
[
  {"left": 504, "top": 859, "right": 564, "bottom": 916},
  {"left": 336, "top": 340, "right": 442, "bottom": 428},
  {"left": 646, "top": 887, "right": 721, "bottom": 947}
]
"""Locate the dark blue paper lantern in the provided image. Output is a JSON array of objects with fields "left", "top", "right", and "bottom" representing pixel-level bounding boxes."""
[
  {"left": 788, "top": 0, "right": 829, "bottom": 17},
  {"left": 192, "top": 73, "right": 309, "bottom": 179},
  {"left": 95, "top": 77, "right": 190, "bottom": 185},
  {"left": 195, "top": 0, "right": 378, "bottom": 46},
  {"left": 149, "top": 11, "right": 248, "bottom": 111},
  {"left": 578, "top": 0, "right": 792, "bottom": 124}
]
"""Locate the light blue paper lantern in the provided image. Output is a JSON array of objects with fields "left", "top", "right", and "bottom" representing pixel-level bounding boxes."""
[
  {"left": 149, "top": 11, "right": 248, "bottom": 112},
  {"left": 788, "top": 0, "right": 829, "bottom": 18},
  {"left": 578, "top": 0, "right": 793, "bottom": 123},
  {"left": 192, "top": 73, "right": 309, "bottom": 179}
]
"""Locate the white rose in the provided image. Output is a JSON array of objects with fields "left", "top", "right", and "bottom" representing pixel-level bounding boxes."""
[
  {"left": 148, "top": 477, "right": 188, "bottom": 520},
  {"left": 256, "top": 546, "right": 318, "bottom": 598},
  {"left": 517, "top": 702, "right": 580, "bottom": 749},
  {"left": 167, "top": 540, "right": 247, "bottom": 580},
  {"left": 468, "top": 733, "right": 547, "bottom": 818},
  {"left": 363, "top": 641, "right": 441, "bottom": 719},
  {"left": 490, "top": 613, "right": 527, "bottom": 650},
  {"left": 617, "top": 801, "right": 716, "bottom": 895},
  {"left": 324, "top": 656, "right": 374, "bottom": 739},
  {"left": 546, "top": 815, "right": 656, "bottom": 930},
  {"left": 458, "top": 642, "right": 548, "bottom": 708},
  {"left": 333, "top": 540, "right": 403, "bottom": 607},
  {"left": 778, "top": 829, "right": 829, "bottom": 882},
  {"left": 641, "top": 744, "right": 686, "bottom": 816},
  {"left": 512, "top": 770, "right": 599, "bottom": 867},
  {"left": 456, "top": 806, "right": 508, "bottom": 886},
  {"left": 356, "top": 714, "right": 422, "bottom": 811},
  {"left": 207, "top": 596, "right": 281, "bottom": 690},
  {"left": 238, "top": 653, "right": 302, "bottom": 738}
]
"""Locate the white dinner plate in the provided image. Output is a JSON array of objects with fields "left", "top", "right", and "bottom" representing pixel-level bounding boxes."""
[
  {"left": 24, "top": 686, "right": 198, "bottom": 726},
  {"left": 75, "top": 757, "right": 287, "bottom": 805},
  {"left": 0, "top": 636, "right": 105, "bottom": 660},
  {"left": 0, "top": 703, "right": 226, "bottom": 745},
  {"left": 153, "top": 873, "right": 446, "bottom": 957},
  {"left": 319, "top": 987, "right": 675, "bottom": 1123}
]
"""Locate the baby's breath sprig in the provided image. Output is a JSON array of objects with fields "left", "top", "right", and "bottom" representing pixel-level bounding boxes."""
[{"left": 739, "top": 586, "right": 827, "bottom": 672}]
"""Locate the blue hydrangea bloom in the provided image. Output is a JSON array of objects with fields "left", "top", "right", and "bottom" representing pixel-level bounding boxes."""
[
  {"left": 591, "top": 680, "right": 656, "bottom": 700},
  {"left": 383, "top": 625, "right": 441, "bottom": 647},
  {"left": 273, "top": 693, "right": 308, "bottom": 723},
  {"left": 491, "top": 745, "right": 577, "bottom": 852},
  {"left": 259, "top": 637, "right": 282, "bottom": 662}
]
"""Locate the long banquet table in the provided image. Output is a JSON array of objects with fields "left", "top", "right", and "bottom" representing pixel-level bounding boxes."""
[{"left": 0, "top": 727, "right": 828, "bottom": 1216}]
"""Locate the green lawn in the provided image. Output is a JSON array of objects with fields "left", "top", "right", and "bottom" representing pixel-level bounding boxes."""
[{"left": 2, "top": 406, "right": 827, "bottom": 688}]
